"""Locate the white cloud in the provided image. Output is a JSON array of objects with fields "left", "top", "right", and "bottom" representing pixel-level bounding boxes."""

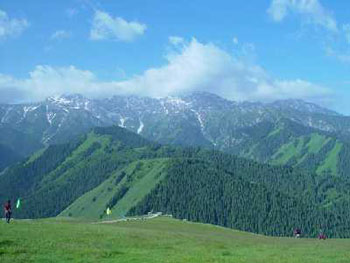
[
  {"left": 0, "top": 9, "right": 29, "bottom": 39},
  {"left": 325, "top": 47, "right": 350, "bottom": 63},
  {"left": 90, "top": 10, "right": 146, "bottom": 42},
  {"left": 116, "top": 38, "right": 331, "bottom": 102},
  {"left": 233, "top": 37, "right": 239, "bottom": 45},
  {"left": 0, "top": 65, "right": 135, "bottom": 103},
  {"left": 343, "top": 24, "right": 350, "bottom": 44},
  {"left": 267, "top": 0, "right": 338, "bottom": 32},
  {"left": 169, "top": 36, "right": 185, "bottom": 46},
  {"left": 0, "top": 38, "right": 331, "bottom": 104},
  {"left": 51, "top": 30, "right": 72, "bottom": 40}
]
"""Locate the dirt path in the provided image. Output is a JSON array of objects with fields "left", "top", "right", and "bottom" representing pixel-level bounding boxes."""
[{"left": 94, "top": 212, "right": 165, "bottom": 224}]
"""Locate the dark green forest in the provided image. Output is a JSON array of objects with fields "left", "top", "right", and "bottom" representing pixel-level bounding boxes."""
[
  {"left": 2, "top": 125, "right": 350, "bottom": 237},
  {"left": 129, "top": 158, "right": 350, "bottom": 237}
]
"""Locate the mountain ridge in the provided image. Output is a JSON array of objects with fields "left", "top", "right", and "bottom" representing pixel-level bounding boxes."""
[
  {"left": 2, "top": 125, "right": 350, "bottom": 237},
  {"left": 0, "top": 92, "right": 349, "bottom": 177}
]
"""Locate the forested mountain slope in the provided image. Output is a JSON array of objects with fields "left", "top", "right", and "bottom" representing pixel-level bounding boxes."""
[
  {"left": 1, "top": 93, "right": 350, "bottom": 179},
  {"left": 235, "top": 118, "right": 350, "bottom": 178},
  {"left": 2, "top": 126, "right": 350, "bottom": 237},
  {"left": 0, "top": 144, "right": 21, "bottom": 172}
]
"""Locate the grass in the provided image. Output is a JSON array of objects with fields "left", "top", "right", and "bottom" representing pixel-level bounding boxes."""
[
  {"left": 24, "top": 147, "right": 47, "bottom": 165},
  {"left": 59, "top": 159, "right": 169, "bottom": 219},
  {"left": 108, "top": 159, "right": 168, "bottom": 219},
  {"left": 37, "top": 133, "right": 111, "bottom": 188},
  {"left": 317, "top": 141, "right": 342, "bottom": 175},
  {"left": 1, "top": 217, "right": 350, "bottom": 263},
  {"left": 307, "top": 134, "right": 330, "bottom": 154},
  {"left": 62, "top": 132, "right": 111, "bottom": 164},
  {"left": 271, "top": 138, "right": 305, "bottom": 165},
  {"left": 267, "top": 127, "right": 281, "bottom": 138},
  {"left": 271, "top": 135, "right": 341, "bottom": 172}
]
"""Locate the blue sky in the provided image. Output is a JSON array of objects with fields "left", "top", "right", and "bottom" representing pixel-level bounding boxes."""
[{"left": 1, "top": 0, "right": 350, "bottom": 113}]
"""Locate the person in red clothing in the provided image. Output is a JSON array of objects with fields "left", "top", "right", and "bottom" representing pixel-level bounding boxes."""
[
  {"left": 4, "top": 200, "right": 12, "bottom": 223},
  {"left": 318, "top": 233, "right": 327, "bottom": 240}
]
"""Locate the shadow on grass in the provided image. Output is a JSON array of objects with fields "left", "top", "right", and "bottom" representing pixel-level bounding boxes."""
[
  {"left": 0, "top": 240, "right": 28, "bottom": 256},
  {"left": 101, "top": 250, "right": 125, "bottom": 258},
  {"left": 222, "top": 251, "right": 232, "bottom": 257},
  {"left": 0, "top": 240, "right": 14, "bottom": 247}
]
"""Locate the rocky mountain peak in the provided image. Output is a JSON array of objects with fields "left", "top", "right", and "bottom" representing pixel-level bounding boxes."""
[{"left": 269, "top": 99, "right": 340, "bottom": 116}]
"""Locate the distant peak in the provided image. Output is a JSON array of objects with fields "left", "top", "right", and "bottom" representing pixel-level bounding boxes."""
[
  {"left": 270, "top": 99, "right": 340, "bottom": 116},
  {"left": 183, "top": 91, "right": 226, "bottom": 99},
  {"left": 180, "top": 91, "right": 235, "bottom": 103},
  {"left": 47, "top": 93, "right": 88, "bottom": 102},
  {"left": 46, "top": 93, "right": 91, "bottom": 112}
]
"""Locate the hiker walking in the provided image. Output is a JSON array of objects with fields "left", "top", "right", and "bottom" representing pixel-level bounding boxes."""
[{"left": 4, "top": 200, "right": 12, "bottom": 223}]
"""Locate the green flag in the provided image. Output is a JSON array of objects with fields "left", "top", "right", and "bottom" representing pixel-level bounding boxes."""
[{"left": 16, "top": 198, "right": 21, "bottom": 209}]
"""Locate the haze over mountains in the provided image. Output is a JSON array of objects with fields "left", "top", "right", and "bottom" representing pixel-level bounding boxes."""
[
  {"left": 1, "top": 90, "right": 349, "bottom": 177},
  {"left": 1, "top": 92, "right": 350, "bottom": 177},
  {"left": 2, "top": 92, "right": 350, "bottom": 237}
]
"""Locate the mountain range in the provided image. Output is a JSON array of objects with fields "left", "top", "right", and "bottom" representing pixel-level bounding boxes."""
[
  {"left": 2, "top": 92, "right": 350, "bottom": 237},
  {"left": 1, "top": 92, "right": 350, "bottom": 178},
  {"left": 1, "top": 125, "right": 350, "bottom": 237}
]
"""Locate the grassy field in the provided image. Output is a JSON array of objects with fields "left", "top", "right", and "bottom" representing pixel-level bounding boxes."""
[
  {"left": 1, "top": 217, "right": 350, "bottom": 263},
  {"left": 317, "top": 141, "right": 342, "bottom": 175},
  {"left": 271, "top": 138, "right": 305, "bottom": 165},
  {"left": 60, "top": 159, "right": 169, "bottom": 219}
]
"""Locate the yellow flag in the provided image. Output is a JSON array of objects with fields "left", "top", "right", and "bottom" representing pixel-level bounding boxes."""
[{"left": 106, "top": 207, "right": 112, "bottom": 215}]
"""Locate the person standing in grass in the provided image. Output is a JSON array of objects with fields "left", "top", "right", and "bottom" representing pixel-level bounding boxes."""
[
  {"left": 294, "top": 228, "right": 301, "bottom": 238},
  {"left": 4, "top": 200, "right": 12, "bottom": 223},
  {"left": 318, "top": 232, "right": 327, "bottom": 240}
]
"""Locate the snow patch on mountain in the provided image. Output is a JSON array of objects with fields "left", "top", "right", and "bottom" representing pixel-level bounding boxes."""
[
  {"left": 49, "top": 95, "right": 73, "bottom": 105},
  {"left": 191, "top": 110, "right": 205, "bottom": 130},
  {"left": 165, "top": 97, "right": 190, "bottom": 106},
  {"left": 23, "top": 105, "right": 39, "bottom": 118},
  {"left": 160, "top": 101, "right": 169, "bottom": 115},
  {"left": 137, "top": 120, "right": 144, "bottom": 134},
  {"left": 119, "top": 117, "right": 127, "bottom": 128},
  {"left": 1, "top": 107, "right": 13, "bottom": 123},
  {"left": 84, "top": 101, "right": 90, "bottom": 111},
  {"left": 46, "top": 112, "right": 56, "bottom": 125}
]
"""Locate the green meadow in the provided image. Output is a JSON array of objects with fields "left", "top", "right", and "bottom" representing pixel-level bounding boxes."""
[{"left": 1, "top": 217, "right": 350, "bottom": 263}]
